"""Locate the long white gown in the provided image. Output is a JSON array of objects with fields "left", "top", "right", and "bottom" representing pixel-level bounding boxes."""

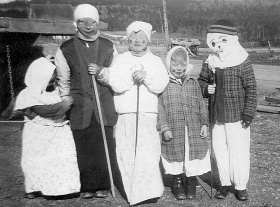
[{"left": 21, "top": 116, "right": 80, "bottom": 196}]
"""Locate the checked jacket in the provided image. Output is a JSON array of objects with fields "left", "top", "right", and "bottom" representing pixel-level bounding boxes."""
[
  {"left": 198, "top": 58, "right": 257, "bottom": 123},
  {"left": 157, "top": 76, "right": 209, "bottom": 162}
]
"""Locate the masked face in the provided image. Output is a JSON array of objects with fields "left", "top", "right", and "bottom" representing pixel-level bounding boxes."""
[
  {"left": 207, "top": 33, "right": 239, "bottom": 61},
  {"left": 76, "top": 17, "right": 98, "bottom": 38},
  {"left": 128, "top": 30, "right": 149, "bottom": 53},
  {"left": 170, "top": 50, "right": 188, "bottom": 79}
]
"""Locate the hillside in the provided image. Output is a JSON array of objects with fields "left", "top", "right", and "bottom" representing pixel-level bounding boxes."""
[{"left": 1, "top": 0, "right": 280, "bottom": 45}]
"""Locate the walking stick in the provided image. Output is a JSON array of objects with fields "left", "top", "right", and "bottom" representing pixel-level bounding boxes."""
[
  {"left": 135, "top": 83, "right": 140, "bottom": 157},
  {"left": 209, "top": 71, "right": 216, "bottom": 199},
  {"left": 134, "top": 64, "right": 143, "bottom": 158},
  {"left": 91, "top": 75, "right": 115, "bottom": 198}
]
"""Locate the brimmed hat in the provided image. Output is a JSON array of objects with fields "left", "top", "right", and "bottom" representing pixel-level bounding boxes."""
[{"left": 208, "top": 19, "right": 237, "bottom": 35}]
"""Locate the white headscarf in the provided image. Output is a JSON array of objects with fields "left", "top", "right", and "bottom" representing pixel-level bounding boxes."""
[
  {"left": 74, "top": 4, "right": 99, "bottom": 23},
  {"left": 73, "top": 4, "right": 100, "bottom": 41},
  {"left": 166, "top": 46, "right": 193, "bottom": 80},
  {"left": 14, "top": 57, "right": 61, "bottom": 110},
  {"left": 126, "top": 21, "right": 152, "bottom": 42}
]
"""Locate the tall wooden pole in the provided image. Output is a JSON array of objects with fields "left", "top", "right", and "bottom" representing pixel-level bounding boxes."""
[
  {"left": 91, "top": 76, "right": 115, "bottom": 197},
  {"left": 162, "top": 0, "right": 170, "bottom": 52},
  {"left": 158, "top": 9, "right": 166, "bottom": 48}
]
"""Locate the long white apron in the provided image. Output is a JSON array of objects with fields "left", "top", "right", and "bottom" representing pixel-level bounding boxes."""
[
  {"left": 21, "top": 116, "right": 80, "bottom": 196},
  {"left": 115, "top": 113, "right": 164, "bottom": 205}
]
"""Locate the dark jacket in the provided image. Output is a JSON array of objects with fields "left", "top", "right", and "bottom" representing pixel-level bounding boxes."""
[{"left": 60, "top": 36, "right": 117, "bottom": 130}]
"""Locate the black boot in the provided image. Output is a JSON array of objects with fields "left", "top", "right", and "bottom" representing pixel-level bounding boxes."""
[
  {"left": 235, "top": 189, "right": 248, "bottom": 201},
  {"left": 171, "top": 174, "right": 186, "bottom": 200},
  {"left": 215, "top": 186, "right": 230, "bottom": 199},
  {"left": 186, "top": 176, "right": 197, "bottom": 199}
]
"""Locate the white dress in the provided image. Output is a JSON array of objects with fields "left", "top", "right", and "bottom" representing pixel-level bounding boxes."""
[
  {"left": 21, "top": 116, "right": 80, "bottom": 196},
  {"left": 115, "top": 113, "right": 164, "bottom": 205}
]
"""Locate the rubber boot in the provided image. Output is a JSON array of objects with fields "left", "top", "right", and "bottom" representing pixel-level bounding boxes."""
[
  {"left": 186, "top": 176, "right": 198, "bottom": 199},
  {"left": 171, "top": 174, "right": 186, "bottom": 200}
]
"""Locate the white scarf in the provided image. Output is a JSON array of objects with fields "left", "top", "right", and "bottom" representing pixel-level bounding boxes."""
[
  {"left": 14, "top": 57, "right": 61, "bottom": 110},
  {"left": 166, "top": 46, "right": 193, "bottom": 83}
]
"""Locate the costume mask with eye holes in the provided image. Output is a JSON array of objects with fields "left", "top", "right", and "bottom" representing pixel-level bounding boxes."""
[
  {"left": 207, "top": 33, "right": 240, "bottom": 62},
  {"left": 206, "top": 20, "right": 248, "bottom": 69}
]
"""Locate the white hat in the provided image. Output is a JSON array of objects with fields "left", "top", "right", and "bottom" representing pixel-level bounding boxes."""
[
  {"left": 126, "top": 21, "right": 152, "bottom": 41},
  {"left": 74, "top": 4, "right": 99, "bottom": 24}
]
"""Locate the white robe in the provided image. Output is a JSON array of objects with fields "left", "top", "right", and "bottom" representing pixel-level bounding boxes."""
[
  {"left": 14, "top": 57, "right": 81, "bottom": 196},
  {"left": 115, "top": 113, "right": 164, "bottom": 205},
  {"left": 22, "top": 116, "right": 81, "bottom": 195}
]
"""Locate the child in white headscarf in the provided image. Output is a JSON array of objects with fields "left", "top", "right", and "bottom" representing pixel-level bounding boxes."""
[
  {"left": 158, "top": 46, "right": 210, "bottom": 200},
  {"left": 14, "top": 57, "right": 80, "bottom": 200},
  {"left": 109, "top": 21, "right": 169, "bottom": 206}
]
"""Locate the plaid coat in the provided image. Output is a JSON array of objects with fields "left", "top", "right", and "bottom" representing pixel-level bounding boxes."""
[
  {"left": 157, "top": 76, "right": 209, "bottom": 162},
  {"left": 198, "top": 58, "right": 257, "bottom": 123}
]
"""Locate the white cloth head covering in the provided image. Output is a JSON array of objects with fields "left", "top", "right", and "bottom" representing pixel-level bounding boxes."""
[
  {"left": 14, "top": 57, "right": 61, "bottom": 110},
  {"left": 166, "top": 46, "right": 193, "bottom": 76},
  {"left": 126, "top": 21, "right": 152, "bottom": 41},
  {"left": 74, "top": 4, "right": 99, "bottom": 24}
]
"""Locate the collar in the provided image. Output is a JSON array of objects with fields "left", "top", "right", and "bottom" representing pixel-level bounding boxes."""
[{"left": 77, "top": 30, "right": 100, "bottom": 43}]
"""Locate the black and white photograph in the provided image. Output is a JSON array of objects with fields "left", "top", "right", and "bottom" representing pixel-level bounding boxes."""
[{"left": 0, "top": 0, "right": 279, "bottom": 206}]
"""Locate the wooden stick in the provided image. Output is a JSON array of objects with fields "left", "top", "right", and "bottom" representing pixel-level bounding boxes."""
[
  {"left": 135, "top": 84, "right": 140, "bottom": 157},
  {"left": 209, "top": 72, "right": 216, "bottom": 199},
  {"left": 91, "top": 76, "right": 115, "bottom": 198}
]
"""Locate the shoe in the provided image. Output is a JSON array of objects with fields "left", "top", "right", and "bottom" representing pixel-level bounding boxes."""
[
  {"left": 94, "top": 190, "right": 110, "bottom": 198},
  {"left": 81, "top": 192, "right": 95, "bottom": 199},
  {"left": 44, "top": 193, "right": 80, "bottom": 200},
  {"left": 235, "top": 189, "right": 248, "bottom": 201},
  {"left": 186, "top": 176, "right": 197, "bottom": 199},
  {"left": 214, "top": 186, "right": 230, "bottom": 199},
  {"left": 25, "top": 191, "right": 41, "bottom": 199},
  {"left": 171, "top": 174, "right": 186, "bottom": 200}
]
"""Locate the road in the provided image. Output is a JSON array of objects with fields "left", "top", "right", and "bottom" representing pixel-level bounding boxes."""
[{"left": 190, "top": 59, "right": 280, "bottom": 93}]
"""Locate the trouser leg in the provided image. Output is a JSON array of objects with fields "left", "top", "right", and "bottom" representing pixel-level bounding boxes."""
[
  {"left": 225, "top": 122, "right": 250, "bottom": 190},
  {"left": 212, "top": 123, "right": 231, "bottom": 186},
  {"left": 72, "top": 115, "right": 110, "bottom": 192}
]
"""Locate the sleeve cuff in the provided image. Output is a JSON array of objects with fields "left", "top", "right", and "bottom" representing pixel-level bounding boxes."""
[
  {"left": 158, "top": 124, "right": 170, "bottom": 134},
  {"left": 242, "top": 114, "right": 253, "bottom": 123}
]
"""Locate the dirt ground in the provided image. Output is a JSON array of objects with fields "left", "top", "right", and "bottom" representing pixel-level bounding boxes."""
[{"left": 0, "top": 45, "right": 280, "bottom": 207}]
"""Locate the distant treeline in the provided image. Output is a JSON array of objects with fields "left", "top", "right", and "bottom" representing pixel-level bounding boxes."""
[{"left": 1, "top": 0, "right": 280, "bottom": 45}]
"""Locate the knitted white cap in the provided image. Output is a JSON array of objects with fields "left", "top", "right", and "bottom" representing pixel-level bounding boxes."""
[
  {"left": 74, "top": 4, "right": 99, "bottom": 24},
  {"left": 126, "top": 21, "right": 152, "bottom": 41}
]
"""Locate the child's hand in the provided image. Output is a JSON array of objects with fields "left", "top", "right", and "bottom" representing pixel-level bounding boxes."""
[
  {"left": 88, "top": 63, "right": 102, "bottom": 76},
  {"left": 61, "top": 96, "right": 73, "bottom": 112},
  {"left": 61, "top": 96, "right": 73, "bottom": 106},
  {"left": 132, "top": 70, "right": 147, "bottom": 84},
  {"left": 208, "top": 84, "right": 216, "bottom": 94},
  {"left": 163, "top": 130, "right": 173, "bottom": 141},
  {"left": 200, "top": 125, "right": 208, "bottom": 139}
]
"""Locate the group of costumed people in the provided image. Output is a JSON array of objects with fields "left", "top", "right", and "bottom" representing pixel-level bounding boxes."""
[{"left": 14, "top": 3, "right": 257, "bottom": 206}]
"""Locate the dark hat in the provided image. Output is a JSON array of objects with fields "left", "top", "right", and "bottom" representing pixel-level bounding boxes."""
[{"left": 208, "top": 19, "right": 237, "bottom": 35}]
